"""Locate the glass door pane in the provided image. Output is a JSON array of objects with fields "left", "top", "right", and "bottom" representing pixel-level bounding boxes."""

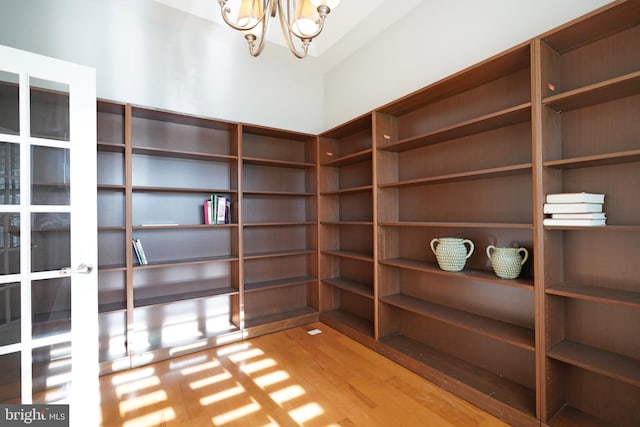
[{"left": 0, "top": 71, "right": 19, "bottom": 136}]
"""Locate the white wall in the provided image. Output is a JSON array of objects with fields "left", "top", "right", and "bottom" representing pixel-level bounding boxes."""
[
  {"left": 0, "top": 0, "right": 325, "bottom": 133},
  {"left": 323, "top": 0, "right": 614, "bottom": 131}
]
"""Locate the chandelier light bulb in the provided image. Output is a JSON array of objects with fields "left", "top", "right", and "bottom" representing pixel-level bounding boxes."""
[{"left": 292, "top": 0, "right": 321, "bottom": 38}]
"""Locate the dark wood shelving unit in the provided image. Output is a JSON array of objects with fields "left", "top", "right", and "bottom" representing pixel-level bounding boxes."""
[
  {"left": 240, "top": 123, "right": 319, "bottom": 335},
  {"left": 537, "top": 2, "right": 640, "bottom": 425},
  {"left": 319, "top": 114, "right": 376, "bottom": 340},
  {"left": 374, "top": 38, "right": 536, "bottom": 426}
]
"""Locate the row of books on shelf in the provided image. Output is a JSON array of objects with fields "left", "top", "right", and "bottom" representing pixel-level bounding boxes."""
[
  {"left": 204, "top": 194, "right": 232, "bottom": 225},
  {"left": 543, "top": 192, "right": 606, "bottom": 226}
]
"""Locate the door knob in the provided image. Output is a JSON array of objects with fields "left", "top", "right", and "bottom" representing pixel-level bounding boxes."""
[{"left": 60, "top": 263, "right": 93, "bottom": 275}]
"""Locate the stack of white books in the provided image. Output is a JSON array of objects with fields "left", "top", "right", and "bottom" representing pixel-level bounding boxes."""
[{"left": 543, "top": 192, "right": 606, "bottom": 226}]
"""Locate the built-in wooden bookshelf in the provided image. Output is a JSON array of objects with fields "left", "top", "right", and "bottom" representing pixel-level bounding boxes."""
[
  {"left": 91, "top": 2, "right": 639, "bottom": 425},
  {"left": 240, "top": 124, "right": 318, "bottom": 336},
  {"left": 373, "top": 42, "right": 536, "bottom": 426},
  {"left": 318, "top": 114, "right": 375, "bottom": 342},
  {"left": 536, "top": 1, "right": 640, "bottom": 425}
]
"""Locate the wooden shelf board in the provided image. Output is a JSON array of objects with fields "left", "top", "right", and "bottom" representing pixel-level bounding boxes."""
[
  {"left": 322, "top": 277, "right": 374, "bottom": 299},
  {"left": 320, "top": 221, "right": 373, "bottom": 226},
  {"left": 242, "top": 156, "right": 315, "bottom": 169},
  {"left": 134, "top": 286, "right": 238, "bottom": 308},
  {"left": 244, "top": 249, "right": 316, "bottom": 260},
  {"left": 97, "top": 99, "right": 125, "bottom": 114},
  {"left": 543, "top": 71, "right": 640, "bottom": 112},
  {"left": 244, "top": 306, "right": 318, "bottom": 329},
  {"left": 321, "top": 148, "right": 373, "bottom": 167},
  {"left": 546, "top": 283, "right": 640, "bottom": 310},
  {"left": 134, "top": 255, "right": 238, "bottom": 269},
  {"left": 379, "top": 257, "right": 534, "bottom": 290},
  {"left": 132, "top": 185, "right": 236, "bottom": 194},
  {"left": 544, "top": 224, "right": 640, "bottom": 232},
  {"left": 98, "top": 302, "right": 126, "bottom": 314},
  {"left": 98, "top": 225, "right": 125, "bottom": 231},
  {"left": 97, "top": 142, "right": 125, "bottom": 152},
  {"left": 547, "top": 340, "right": 640, "bottom": 388},
  {"left": 378, "top": 221, "right": 533, "bottom": 230},
  {"left": 321, "top": 249, "right": 374, "bottom": 262},
  {"left": 541, "top": 0, "right": 640, "bottom": 54},
  {"left": 242, "top": 190, "right": 315, "bottom": 197},
  {"left": 379, "top": 163, "right": 532, "bottom": 188},
  {"left": 320, "top": 184, "right": 373, "bottom": 196},
  {"left": 97, "top": 184, "right": 125, "bottom": 191},
  {"left": 243, "top": 221, "right": 316, "bottom": 227},
  {"left": 543, "top": 149, "right": 640, "bottom": 169},
  {"left": 320, "top": 113, "right": 372, "bottom": 139},
  {"left": 380, "top": 334, "right": 536, "bottom": 417},
  {"left": 134, "top": 223, "right": 237, "bottom": 230},
  {"left": 132, "top": 104, "right": 236, "bottom": 131},
  {"left": 381, "top": 293, "right": 535, "bottom": 351},
  {"left": 132, "top": 146, "right": 237, "bottom": 162},
  {"left": 548, "top": 404, "right": 617, "bottom": 427},
  {"left": 242, "top": 123, "right": 314, "bottom": 141},
  {"left": 98, "top": 264, "right": 126, "bottom": 272},
  {"left": 381, "top": 103, "right": 531, "bottom": 153},
  {"left": 244, "top": 275, "right": 316, "bottom": 293},
  {"left": 320, "top": 309, "right": 374, "bottom": 338}
]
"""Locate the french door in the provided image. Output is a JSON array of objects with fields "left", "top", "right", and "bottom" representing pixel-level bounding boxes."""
[{"left": 0, "top": 45, "right": 98, "bottom": 426}]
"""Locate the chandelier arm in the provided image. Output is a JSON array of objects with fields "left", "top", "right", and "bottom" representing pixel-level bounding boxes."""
[
  {"left": 247, "top": 0, "right": 273, "bottom": 57},
  {"left": 277, "top": 0, "right": 309, "bottom": 59}
]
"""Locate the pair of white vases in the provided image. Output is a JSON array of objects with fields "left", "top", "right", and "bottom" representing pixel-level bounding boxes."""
[{"left": 429, "top": 237, "right": 529, "bottom": 279}]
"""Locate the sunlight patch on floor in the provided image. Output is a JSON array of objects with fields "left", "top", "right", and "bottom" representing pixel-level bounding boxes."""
[
  {"left": 289, "top": 402, "right": 325, "bottom": 424},
  {"left": 118, "top": 389, "right": 167, "bottom": 415},
  {"left": 212, "top": 398, "right": 261, "bottom": 425},
  {"left": 269, "top": 384, "right": 305, "bottom": 405},
  {"left": 189, "top": 370, "right": 233, "bottom": 389},
  {"left": 199, "top": 383, "right": 246, "bottom": 406}
]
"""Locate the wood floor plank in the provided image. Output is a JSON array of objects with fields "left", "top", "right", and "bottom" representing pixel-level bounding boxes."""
[{"left": 99, "top": 322, "right": 509, "bottom": 426}]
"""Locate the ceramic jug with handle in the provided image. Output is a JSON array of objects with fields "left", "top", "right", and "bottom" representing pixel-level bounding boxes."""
[
  {"left": 486, "top": 245, "right": 529, "bottom": 279},
  {"left": 430, "top": 237, "right": 474, "bottom": 272}
]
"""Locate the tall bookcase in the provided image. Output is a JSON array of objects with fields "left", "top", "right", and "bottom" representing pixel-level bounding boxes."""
[
  {"left": 373, "top": 43, "right": 537, "bottom": 426},
  {"left": 97, "top": 102, "right": 244, "bottom": 373},
  {"left": 536, "top": 1, "right": 640, "bottom": 425},
  {"left": 318, "top": 114, "right": 376, "bottom": 343},
  {"left": 240, "top": 124, "right": 318, "bottom": 337},
  {"left": 97, "top": 100, "right": 128, "bottom": 371}
]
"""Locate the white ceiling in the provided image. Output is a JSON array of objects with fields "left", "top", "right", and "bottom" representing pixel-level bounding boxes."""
[{"left": 151, "top": 0, "right": 424, "bottom": 69}]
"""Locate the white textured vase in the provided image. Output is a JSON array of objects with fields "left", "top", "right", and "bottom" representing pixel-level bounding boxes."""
[
  {"left": 486, "top": 245, "right": 529, "bottom": 279},
  {"left": 430, "top": 237, "right": 474, "bottom": 272}
]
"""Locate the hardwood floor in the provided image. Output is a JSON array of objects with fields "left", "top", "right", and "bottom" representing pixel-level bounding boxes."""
[{"left": 99, "top": 323, "right": 509, "bottom": 426}]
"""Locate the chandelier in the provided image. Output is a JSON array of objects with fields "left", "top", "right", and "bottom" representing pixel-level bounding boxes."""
[{"left": 217, "top": 0, "right": 341, "bottom": 58}]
